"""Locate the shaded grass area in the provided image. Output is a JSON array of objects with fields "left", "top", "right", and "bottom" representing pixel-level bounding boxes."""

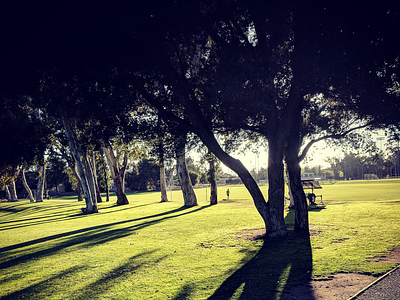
[{"left": 0, "top": 180, "right": 399, "bottom": 299}]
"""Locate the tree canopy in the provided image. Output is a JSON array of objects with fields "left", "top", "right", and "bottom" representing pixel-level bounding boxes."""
[{"left": 1, "top": 1, "right": 399, "bottom": 234}]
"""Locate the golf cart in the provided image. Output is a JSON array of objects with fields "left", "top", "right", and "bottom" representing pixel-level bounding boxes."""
[{"left": 301, "top": 179, "right": 323, "bottom": 205}]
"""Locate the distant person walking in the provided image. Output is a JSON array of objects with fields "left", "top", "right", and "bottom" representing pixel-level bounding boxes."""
[{"left": 226, "top": 189, "right": 230, "bottom": 200}]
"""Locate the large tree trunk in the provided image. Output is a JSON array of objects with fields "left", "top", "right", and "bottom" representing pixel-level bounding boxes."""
[
  {"left": 283, "top": 82, "right": 309, "bottom": 233},
  {"left": 102, "top": 145, "right": 129, "bottom": 205},
  {"left": 208, "top": 152, "right": 218, "bottom": 205},
  {"left": 160, "top": 164, "right": 168, "bottom": 202},
  {"left": 176, "top": 137, "right": 198, "bottom": 207},
  {"left": 286, "top": 157, "right": 309, "bottom": 232},
  {"left": 35, "top": 165, "right": 46, "bottom": 202},
  {"left": 62, "top": 115, "right": 97, "bottom": 213},
  {"left": 22, "top": 169, "right": 35, "bottom": 202},
  {"left": 266, "top": 137, "right": 287, "bottom": 237}
]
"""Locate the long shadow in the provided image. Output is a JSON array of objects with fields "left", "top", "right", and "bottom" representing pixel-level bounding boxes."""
[
  {"left": 0, "top": 205, "right": 211, "bottom": 270},
  {"left": 205, "top": 210, "right": 314, "bottom": 300},
  {"left": 0, "top": 202, "right": 155, "bottom": 231},
  {"left": 0, "top": 265, "right": 86, "bottom": 300},
  {"left": 73, "top": 250, "right": 167, "bottom": 300}
]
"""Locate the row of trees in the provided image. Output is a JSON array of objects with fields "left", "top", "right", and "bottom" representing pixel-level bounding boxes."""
[{"left": 1, "top": 1, "right": 399, "bottom": 236}]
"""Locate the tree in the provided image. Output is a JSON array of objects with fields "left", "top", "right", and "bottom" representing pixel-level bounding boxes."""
[
  {"left": 207, "top": 152, "right": 218, "bottom": 205},
  {"left": 102, "top": 142, "right": 129, "bottom": 205},
  {"left": 176, "top": 135, "right": 198, "bottom": 207}
]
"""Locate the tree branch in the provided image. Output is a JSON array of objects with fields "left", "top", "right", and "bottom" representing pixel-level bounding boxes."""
[{"left": 298, "top": 123, "right": 372, "bottom": 162}]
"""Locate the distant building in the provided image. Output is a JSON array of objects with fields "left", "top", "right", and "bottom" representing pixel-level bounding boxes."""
[{"left": 301, "top": 172, "right": 315, "bottom": 180}]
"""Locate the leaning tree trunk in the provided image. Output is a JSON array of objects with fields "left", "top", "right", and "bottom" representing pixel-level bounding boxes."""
[
  {"left": 22, "top": 169, "right": 35, "bottom": 202},
  {"left": 208, "top": 152, "right": 218, "bottom": 205},
  {"left": 176, "top": 137, "right": 198, "bottom": 207},
  {"left": 35, "top": 165, "right": 46, "bottom": 202}
]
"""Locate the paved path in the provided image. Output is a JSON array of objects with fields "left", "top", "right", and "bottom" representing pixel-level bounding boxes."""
[{"left": 350, "top": 266, "right": 400, "bottom": 300}]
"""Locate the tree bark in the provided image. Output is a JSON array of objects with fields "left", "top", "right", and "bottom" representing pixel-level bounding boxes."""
[
  {"left": 176, "top": 136, "right": 198, "bottom": 207},
  {"left": 35, "top": 165, "right": 46, "bottom": 202},
  {"left": 285, "top": 150, "right": 309, "bottom": 232},
  {"left": 90, "top": 154, "right": 103, "bottom": 203},
  {"left": 266, "top": 136, "right": 287, "bottom": 237},
  {"left": 105, "top": 168, "right": 110, "bottom": 202},
  {"left": 22, "top": 169, "right": 35, "bottom": 202},
  {"left": 62, "top": 115, "right": 97, "bottom": 213},
  {"left": 102, "top": 145, "right": 129, "bottom": 205},
  {"left": 286, "top": 166, "right": 295, "bottom": 209},
  {"left": 208, "top": 152, "right": 218, "bottom": 205},
  {"left": 160, "top": 164, "right": 168, "bottom": 202},
  {"left": 8, "top": 181, "right": 18, "bottom": 202},
  {"left": 5, "top": 185, "right": 11, "bottom": 201},
  {"left": 158, "top": 139, "right": 169, "bottom": 202},
  {"left": 282, "top": 85, "right": 309, "bottom": 233}
]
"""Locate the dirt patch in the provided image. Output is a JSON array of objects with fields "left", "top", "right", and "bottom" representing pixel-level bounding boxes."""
[
  {"left": 282, "top": 273, "right": 377, "bottom": 300},
  {"left": 283, "top": 247, "right": 400, "bottom": 300},
  {"left": 235, "top": 228, "right": 266, "bottom": 240},
  {"left": 369, "top": 247, "right": 400, "bottom": 264},
  {"left": 236, "top": 229, "right": 400, "bottom": 299}
]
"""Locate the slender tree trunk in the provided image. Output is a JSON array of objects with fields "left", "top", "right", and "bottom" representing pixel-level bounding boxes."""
[
  {"left": 159, "top": 139, "right": 169, "bottom": 202},
  {"left": 208, "top": 152, "right": 218, "bottom": 205},
  {"left": 90, "top": 154, "right": 103, "bottom": 203},
  {"left": 62, "top": 115, "right": 97, "bottom": 213},
  {"left": 35, "top": 165, "right": 46, "bottom": 202},
  {"left": 105, "top": 168, "right": 110, "bottom": 202},
  {"left": 22, "top": 169, "right": 35, "bottom": 202},
  {"left": 176, "top": 137, "right": 198, "bottom": 207},
  {"left": 102, "top": 145, "right": 129, "bottom": 205},
  {"left": 286, "top": 166, "right": 295, "bottom": 209},
  {"left": 5, "top": 185, "right": 11, "bottom": 201},
  {"left": 160, "top": 164, "right": 168, "bottom": 202},
  {"left": 8, "top": 181, "right": 18, "bottom": 202},
  {"left": 83, "top": 155, "right": 98, "bottom": 212}
]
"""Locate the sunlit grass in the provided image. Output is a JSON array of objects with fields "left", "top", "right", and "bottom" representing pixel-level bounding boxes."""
[{"left": 0, "top": 179, "right": 399, "bottom": 299}]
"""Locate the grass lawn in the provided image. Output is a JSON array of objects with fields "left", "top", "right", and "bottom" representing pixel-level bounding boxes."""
[{"left": 0, "top": 179, "right": 399, "bottom": 299}]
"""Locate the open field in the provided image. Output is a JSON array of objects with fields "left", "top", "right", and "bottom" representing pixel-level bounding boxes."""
[{"left": 0, "top": 179, "right": 399, "bottom": 299}]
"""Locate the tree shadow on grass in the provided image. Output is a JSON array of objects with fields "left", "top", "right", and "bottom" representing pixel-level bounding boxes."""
[
  {"left": 73, "top": 250, "right": 167, "bottom": 300},
  {"left": 0, "top": 205, "right": 211, "bottom": 270},
  {"left": 0, "top": 265, "right": 86, "bottom": 300},
  {"left": 205, "top": 210, "right": 314, "bottom": 300}
]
